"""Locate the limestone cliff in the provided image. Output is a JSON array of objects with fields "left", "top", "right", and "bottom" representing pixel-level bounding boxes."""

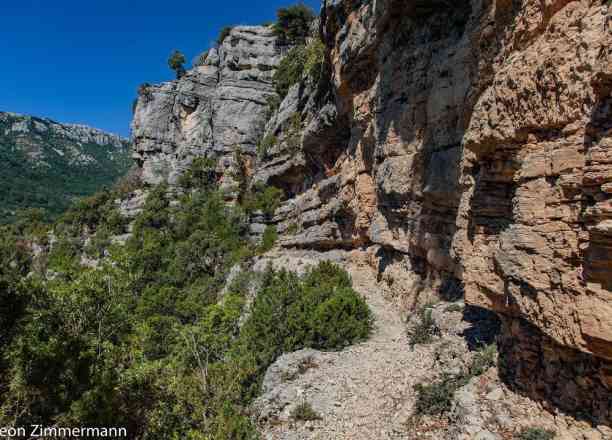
[
  {"left": 131, "top": 0, "right": 612, "bottom": 428},
  {"left": 131, "top": 25, "right": 282, "bottom": 187}
]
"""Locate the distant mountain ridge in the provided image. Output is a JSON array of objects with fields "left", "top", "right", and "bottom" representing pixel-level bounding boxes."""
[{"left": 0, "top": 111, "right": 132, "bottom": 222}]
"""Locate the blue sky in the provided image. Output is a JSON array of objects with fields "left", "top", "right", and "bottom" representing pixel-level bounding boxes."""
[{"left": 0, "top": 0, "right": 320, "bottom": 137}]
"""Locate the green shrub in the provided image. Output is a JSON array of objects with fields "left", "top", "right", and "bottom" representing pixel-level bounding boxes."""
[
  {"left": 413, "top": 343, "right": 499, "bottom": 419},
  {"left": 47, "top": 236, "right": 81, "bottom": 274},
  {"left": 273, "top": 45, "right": 307, "bottom": 97},
  {"left": 178, "top": 157, "right": 217, "bottom": 190},
  {"left": 305, "top": 38, "right": 325, "bottom": 80},
  {"left": 445, "top": 303, "right": 464, "bottom": 313},
  {"left": 132, "top": 184, "right": 171, "bottom": 234},
  {"left": 469, "top": 343, "right": 497, "bottom": 376},
  {"left": 257, "top": 133, "right": 277, "bottom": 159},
  {"left": 291, "top": 402, "right": 321, "bottom": 421},
  {"left": 217, "top": 26, "right": 233, "bottom": 45},
  {"left": 265, "top": 94, "right": 281, "bottom": 116},
  {"left": 237, "top": 262, "right": 371, "bottom": 400},
  {"left": 168, "top": 49, "right": 186, "bottom": 79},
  {"left": 311, "top": 286, "right": 372, "bottom": 348},
  {"left": 518, "top": 427, "right": 556, "bottom": 440},
  {"left": 408, "top": 306, "right": 440, "bottom": 347},
  {"left": 413, "top": 373, "right": 466, "bottom": 416},
  {"left": 271, "top": 39, "right": 323, "bottom": 98},
  {"left": 273, "top": 4, "right": 315, "bottom": 45},
  {"left": 285, "top": 112, "right": 302, "bottom": 152},
  {"left": 209, "top": 403, "right": 259, "bottom": 440},
  {"left": 287, "top": 222, "right": 299, "bottom": 235},
  {"left": 259, "top": 225, "right": 278, "bottom": 254},
  {"left": 243, "top": 183, "right": 284, "bottom": 217}
]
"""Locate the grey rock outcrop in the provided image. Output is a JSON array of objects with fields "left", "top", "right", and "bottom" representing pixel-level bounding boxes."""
[{"left": 131, "top": 26, "right": 283, "bottom": 185}]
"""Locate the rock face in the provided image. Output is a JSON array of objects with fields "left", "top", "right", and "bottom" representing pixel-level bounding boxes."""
[
  {"left": 131, "top": 25, "right": 282, "bottom": 185},
  {"left": 0, "top": 111, "right": 131, "bottom": 221},
  {"left": 259, "top": 0, "right": 612, "bottom": 425},
  {"left": 130, "top": 0, "right": 612, "bottom": 428}
]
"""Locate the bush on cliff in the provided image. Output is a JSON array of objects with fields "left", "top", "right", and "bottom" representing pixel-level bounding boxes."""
[
  {"left": 177, "top": 157, "right": 217, "bottom": 190},
  {"left": 258, "top": 225, "right": 278, "bottom": 253},
  {"left": 242, "top": 182, "right": 284, "bottom": 217},
  {"left": 231, "top": 261, "right": 372, "bottom": 401},
  {"left": 257, "top": 133, "right": 277, "bottom": 159},
  {"left": 274, "top": 45, "right": 307, "bottom": 97},
  {"left": 305, "top": 38, "right": 325, "bottom": 80},
  {"left": 167, "top": 49, "right": 187, "bottom": 79},
  {"left": 217, "top": 26, "right": 233, "bottom": 45},
  {"left": 273, "top": 38, "right": 326, "bottom": 97},
  {"left": 273, "top": 4, "right": 315, "bottom": 45}
]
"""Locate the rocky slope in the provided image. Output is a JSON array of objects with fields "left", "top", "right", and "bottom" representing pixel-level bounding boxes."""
[
  {"left": 0, "top": 111, "right": 131, "bottom": 222},
  {"left": 250, "top": 249, "right": 601, "bottom": 440},
  {"left": 131, "top": 0, "right": 611, "bottom": 436}
]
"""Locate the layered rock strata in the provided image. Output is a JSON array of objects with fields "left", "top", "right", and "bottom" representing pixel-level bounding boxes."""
[
  {"left": 131, "top": 26, "right": 282, "bottom": 186},
  {"left": 131, "top": 0, "right": 612, "bottom": 427},
  {"left": 259, "top": 0, "right": 612, "bottom": 424}
]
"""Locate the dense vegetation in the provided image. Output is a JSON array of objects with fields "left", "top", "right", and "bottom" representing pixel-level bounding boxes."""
[
  {"left": 0, "top": 114, "right": 131, "bottom": 224},
  {"left": 272, "top": 4, "right": 315, "bottom": 45},
  {"left": 0, "top": 159, "right": 372, "bottom": 439},
  {"left": 273, "top": 38, "right": 325, "bottom": 97}
]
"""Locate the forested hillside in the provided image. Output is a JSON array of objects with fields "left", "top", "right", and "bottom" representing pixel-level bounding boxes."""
[{"left": 0, "top": 112, "right": 131, "bottom": 223}]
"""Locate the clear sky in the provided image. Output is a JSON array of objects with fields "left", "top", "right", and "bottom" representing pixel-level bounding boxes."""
[{"left": 1, "top": 0, "right": 320, "bottom": 137}]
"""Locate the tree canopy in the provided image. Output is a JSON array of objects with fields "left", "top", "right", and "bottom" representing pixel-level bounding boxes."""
[
  {"left": 273, "top": 4, "right": 316, "bottom": 45},
  {"left": 167, "top": 49, "right": 187, "bottom": 79}
]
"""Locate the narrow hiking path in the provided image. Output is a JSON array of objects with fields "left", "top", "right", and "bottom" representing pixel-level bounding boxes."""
[
  {"left": 252, "top": 252, "right": 441, "bottom": 439},
  {"left": 252, "top": 250, "right": 612, "bottom": 440}
]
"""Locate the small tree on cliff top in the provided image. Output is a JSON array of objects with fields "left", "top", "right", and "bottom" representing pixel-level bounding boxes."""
[
  {"left": 273, "top": 3, "right": 315, "bottom": 45},
  {"left": 217, "top": 26, "right": 233, "bottom": 46},
  {"left": 168, "top": 50, "right": 187, "bottom": 79}
]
